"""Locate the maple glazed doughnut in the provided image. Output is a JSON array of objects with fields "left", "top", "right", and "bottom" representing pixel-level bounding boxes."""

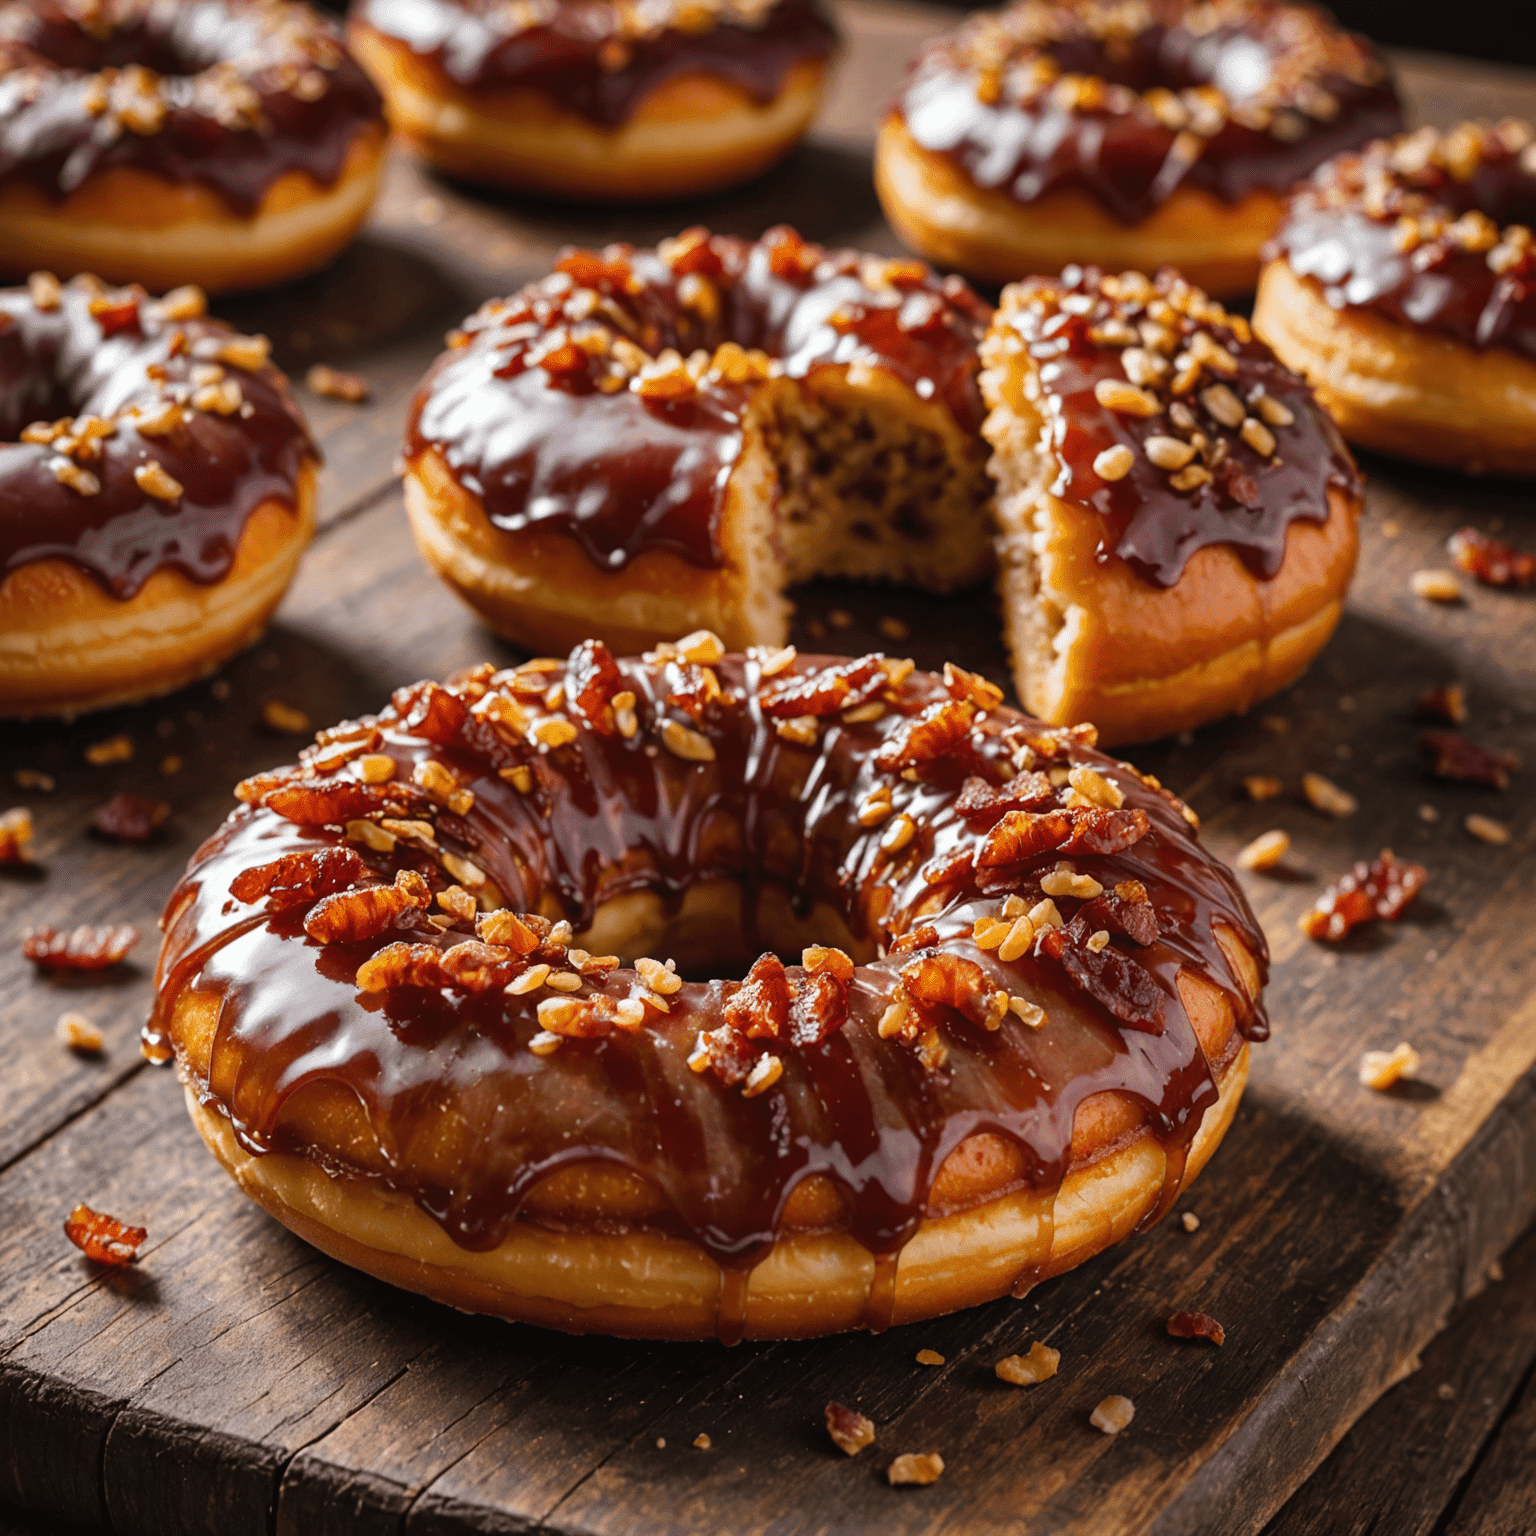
[
  {"left": 0, "top": 272, "right": 319, "bottom": 717},
  {"left": 1255, "top": 119, "right": 1536, "bottom": 475},
  {"left": 148, "top": 643, "right": 1268, "bottom": 1341},
  {"left": 406, "top": 228, "right": 1362, "bottom": 745},
  {"left": 0, "top": 0, "right": 387, "bottom": 294},
  {"left": 346, "top": 0, "right": 837, "bottom": 200},
  {"left": 874, "top": 0, "right": 1401, "bottom": 296}
]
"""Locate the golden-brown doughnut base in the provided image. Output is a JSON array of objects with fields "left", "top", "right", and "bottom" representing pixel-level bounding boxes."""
[
  {"left": 0, "top": 126, "right": 387, "bottom": 294},
  {"left": 182, "top": 1044, "right": 1245, "bottom": 1339},
  {"left": 350, "top": 21, "right": 827, "bottom": 199},
  {"left": 874, "top": 117, "right": 1282, "bottom": 299},
  {"left": 0, "top": 464, "right": 316, "bottom": 717},
  {"left": 1254, "top": 259, "right": 1536, "bottom": 476}
]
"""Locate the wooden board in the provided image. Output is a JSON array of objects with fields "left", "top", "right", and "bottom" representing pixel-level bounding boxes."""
[{"left": 3, "top": 9, "right": 1536, "bottom": 1533}]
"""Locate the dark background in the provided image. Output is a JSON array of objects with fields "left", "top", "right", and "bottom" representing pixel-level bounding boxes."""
[{"left": 1328, "top": 0, "right": 1536, "bottom": 67}]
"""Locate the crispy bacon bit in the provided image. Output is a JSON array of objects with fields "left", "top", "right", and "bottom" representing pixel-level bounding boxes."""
[
  {"left": 788, "top": 968, "right": 849, "bottom": 1047},
  {"left": 689, "top": 1023, "right": 757, "bottom": 1085},
  {"left": 89, "top": 793, "right": 169, "bottom": 842},
  {"left": 1421, "top": 731, "right": 1520, "bottom": 789},
  {"left": 996, "top": 1342, "right": 1060, "bottom": 1386},
  {"left": 1417, "top": 683, "right": 1468, "bottom": 724},
  {"left": 230, "top": 847, "right": 366, "bottom": 907},
  {"left": 305, "top": 869, "right": 431, "bottom": 944},
  {"left": 1300, "top": 850, "right": 1427, "bottom": 942},
  {"left": 1448, "top": 527, "right": 1535, "bottom": 588},
  {"left": 391, "top": 680, "right": 470, "bottom": 745},
  {"left": 1078, "top": 887, "right": 1159, "bottom": 946},
  {"left": 0, "top": 806, "right": 34, "bottom": 863},
  {"left": 825, "top": 1402, "right": 875, "bottom": 1457},
  {"left": 873, "top": 699, "right": 975, "bottom": 770},
  {"left": 1167, "top": 1311, "right": 1226, "bottom": 1346},
  {"left": 24, "top": 923, "right": 138, "bottom": 970},
  {"left": 1038, "top": 920, "right": 1165, "bottom": 1033},
  {"left": 565, "top": 639, "right": 625, "bottom": 733},
  {"left": 64, "top": 1203, "right": 145, "bottom": 1266},
  {"left": 355, "top": 942, "right": 446, "bottom": 992},
  {"left": 758, "top": 655, "right": 884, "bottom": 718},
  {"left": 954, "top": 771, "right": 1056, "bottom": 824},
  {"left": 724, "top": 952, "right": 790, "bottom": 1040},
  {"left": 900, "top": 953, "right": 1008, "bottom": 1030}
]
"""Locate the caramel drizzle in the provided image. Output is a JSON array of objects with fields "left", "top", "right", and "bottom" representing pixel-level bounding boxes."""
[{"left": 149, "top": 649, "right": 1267, "bottom": 1318}]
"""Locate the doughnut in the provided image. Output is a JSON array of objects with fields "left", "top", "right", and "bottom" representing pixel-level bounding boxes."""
[
  {"left": 0, "top": 0, "right": 387, "bottom": 294},
  {"left": 346, "top": 0, "right": 837, "bottom": 200},
  {"left": 403, "top": 225, "right": 997, "bottom": 659},
  {"left": 405, "top": 228, "right": 1362, "bottom": 745},
  {"left": 0, "top": 272, "right": 319, "bottom": 717},
  {"left": 979, "top": 263, "right": 1364, "bottom": 746},
  {"left": 1254, "top": 119, "right": 1536, "bottom": 475},
  {"left": 874, "top": 0, "right": 1401, "bottom": 296},
  {"left": 147, "top": 644, "right": 1268, "bottom": 1340}
]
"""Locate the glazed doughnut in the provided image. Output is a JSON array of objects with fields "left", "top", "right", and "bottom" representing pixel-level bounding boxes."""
[
  {"left": 874, "top": 0, "right": 1401, "bottom": 296},
  {"left": 1254, "top": 119, "right": 1536, "bottom": 475},
  {"left": 0, "top": 0, "right": 387, "bottom": 294},
  {"left": 403, "top": 225, "right": 997, "bottom": 658},
  {"left": 406, "top": 228, "right": 1361, "bottom": 745},
  {"left": 979, "top": 263, "right": 1364, "bottom": 746},
  {"left": 0, "top": 272, "right": 318, "bottom": 717},
  {"left": 346, "top": 0, "right": 837, "bottom": 200},
  {"left": 148, "top": 644, "right": 1268, "bottom": 1341}
]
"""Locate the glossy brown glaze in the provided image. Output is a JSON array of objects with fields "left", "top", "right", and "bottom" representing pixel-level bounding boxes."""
[
  {"left": 0, "top": 274, "right": 317, "bottom": 598},
  {"left": 0, "top": 0, "right": 383, "bottom": 214},
  {"left": 894, "top": 0, "right": 1401, "bottom": 223},
  {"left": 350, "top": 0, "right": 836, "bottom": 129},
  {"left": 149, "top": 648, "right": 1268, "bottom": 1280},
  {"left": 1267, "top": 119, "right": 1536, "bottom": 360},
  {"left": 992, "top": 264, "right": 1361, "bottom": 587},
  {"left": 407, "top": 227, "right": 993, "bottom": 571}
]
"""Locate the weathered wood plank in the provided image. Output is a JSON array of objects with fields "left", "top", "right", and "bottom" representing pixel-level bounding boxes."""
[{"left": 1441, "top": 1371, "right": 1536, "bottom": 1536}]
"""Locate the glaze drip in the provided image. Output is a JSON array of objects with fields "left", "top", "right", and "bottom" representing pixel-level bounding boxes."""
[{"left": 150, "top": 649, "right": 1267, "bottom": 1282}]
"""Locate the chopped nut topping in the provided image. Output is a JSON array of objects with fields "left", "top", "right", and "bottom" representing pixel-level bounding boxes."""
[
  {"left": 887, "top": 1452, "right": 944, "bottom": 1487},
  {"left": 1417, "top": 684, "right": 1467, "bottom": 725},
  {"left": 1421, "top": 731, "right": 1520, "bottom": 789},
  {"left": 262, "top": 700, "right": 311, "bottom": 734},
  {"left": 306, "top": 364, "right": 370, "bottom": 402},
  {"left": 1094, "top": 378, "right": 1161, "bottom": 416},
  {"left": 0, "top": 807, "right": 34, "bottom": 864},
  {"left": 1242, "top": 774, "right": 1283, "bottom": 801},
  {"left": 1093, "top": 443, "right": 1134, "bottom": 480},
  {"left": 1236, "top": 829, "right": 1289, "bottom": 871},
  {"left": 1410, "top": 569, "right": 1463, "bottom": 603},
  {"left": 1465, "top": 813, "right": 1510, "bottom": 846},
  {"left": 91, "top": 793, "right": 169, "bottom": 842},
  {"left": 1145, "top": 434, "right": 1196, "bottom": 470},
  {"left": 1448, "top": 527, "right": 1534, "bottom": 588},
  {"left": 1302, "top": 772, "right": 1356, "bottom": 817},
  {"left": 775, "top": 716, "right": 819, "bottom": 747},
  {"left": 1040, "top": 865, "right": 1104, "bottom": 899},
  {"left": 24, "top": 923, "right": 138, "bottom": 970},
  {"left": 28, "top": 271, "right": 63, "bottom": 310},
  {"left": 915, "top": 1348, "right": 945, "bottom": 1366},
  {"left": 1067, "top": 764, "right": 1124, "bottom": 809},
  {"left": 133, "top": 460, "right": 183, "bottom": 500},
  {"left": 676, "top": 629, "right": 725, "bottom": 664},
  {"left": 57, "top": 1011, "right": 104, "bottom": 1054},
  {"left": 1167, "top": 1311, "right": 1226, "bottom": 1346},
  {"left": 1181, "top": 1211, "right": 1201, "bottom": 1232},
  {"left": 1090, "top": 1396, "right": 1135, "bottom": 1435},
  {"left": 996, "top": 1342, "right": 1059, "bottom": 1386},
  {"left": 741, "top": 1052, "right": 783, "bottom": 1097},
  {"left": 661, "top": 718, "right": 716, "bottom": 762},
  {"left": 1359, "top": 1041, "right": 1420, "bottom": 1090}
]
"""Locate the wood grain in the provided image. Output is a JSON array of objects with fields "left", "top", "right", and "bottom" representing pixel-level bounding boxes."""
[{"left": 1, "top": 10, "right": 1535, "bottom": 1535}]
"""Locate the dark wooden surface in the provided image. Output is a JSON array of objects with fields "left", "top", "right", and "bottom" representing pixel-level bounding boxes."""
[{"left": 3, "top": 7, "right": 1536, "bottom": 1532}]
